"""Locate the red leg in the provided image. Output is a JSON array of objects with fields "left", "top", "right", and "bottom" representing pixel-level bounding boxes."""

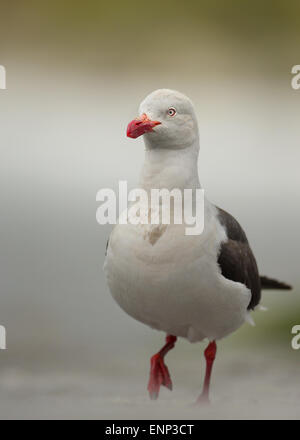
[
  {"left": 147, "top": 335, "right": 177, "bottom": 400},
  {"left": 196, "top": 340, "right": 217, "bottom": 405}
]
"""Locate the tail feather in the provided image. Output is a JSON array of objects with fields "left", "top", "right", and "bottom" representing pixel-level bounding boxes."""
[{"left": 260, "top": 276, "right": 292, "bottom": 290}]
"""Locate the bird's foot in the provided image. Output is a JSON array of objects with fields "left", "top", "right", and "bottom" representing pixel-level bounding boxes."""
[{"left": 147, "top": 353, "right": 173, "bottom": 400}]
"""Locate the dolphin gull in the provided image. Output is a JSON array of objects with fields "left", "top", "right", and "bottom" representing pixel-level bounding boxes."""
[{"left": 104, "top": 89, "right": 291, "bottom": 403}]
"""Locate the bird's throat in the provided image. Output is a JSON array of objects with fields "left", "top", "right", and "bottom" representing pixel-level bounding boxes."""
[{"left": 139, "top": 145, "right": 201, "bottom": 193}]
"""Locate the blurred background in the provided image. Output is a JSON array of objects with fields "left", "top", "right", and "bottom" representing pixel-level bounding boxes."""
[{"left": 0, "top": 0, "right": 300, "bottom": 419}]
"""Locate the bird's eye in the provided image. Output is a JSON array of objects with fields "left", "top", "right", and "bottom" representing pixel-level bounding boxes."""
[{"left": 167, "top": 107, "right": 176, "bottom": 117}]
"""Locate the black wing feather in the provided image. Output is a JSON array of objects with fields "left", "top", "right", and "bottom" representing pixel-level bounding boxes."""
[{"left": 216, "top": 208, "right": 261, "bottom": 310}]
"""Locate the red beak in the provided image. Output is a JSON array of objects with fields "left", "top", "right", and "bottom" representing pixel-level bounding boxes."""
[{"left": 127, "top": 113, "right": 161, "bottom": 139}]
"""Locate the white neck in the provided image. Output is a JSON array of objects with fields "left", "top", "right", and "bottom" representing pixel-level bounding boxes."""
[{"left": 139, "top": 141, "right": 201, "bottom": 192}]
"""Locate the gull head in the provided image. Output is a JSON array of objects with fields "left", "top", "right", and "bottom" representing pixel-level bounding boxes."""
[{"left": 127, "top": 89, "right": 199, "bottom": 150}]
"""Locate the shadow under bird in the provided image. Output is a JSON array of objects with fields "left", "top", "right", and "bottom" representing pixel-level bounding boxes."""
[{"left": 104, "top": 89, "right": 291, "bottom": 403}]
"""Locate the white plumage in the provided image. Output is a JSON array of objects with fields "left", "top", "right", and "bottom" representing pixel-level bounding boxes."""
[{"left": 104, "top": 89, "right": 251, "bottom": 343}]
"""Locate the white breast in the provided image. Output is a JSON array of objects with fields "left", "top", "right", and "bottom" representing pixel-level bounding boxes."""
[{"left": 104, "top": 201, "right": 251, "bottom": 342}]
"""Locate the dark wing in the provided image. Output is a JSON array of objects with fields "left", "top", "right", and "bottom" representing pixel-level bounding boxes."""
[{"left": 216, "top": 207, "right": 261, "bottom": 310}]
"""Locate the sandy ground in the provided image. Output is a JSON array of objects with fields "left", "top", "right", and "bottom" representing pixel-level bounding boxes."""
[{"left": 0, "top": 344, "right": 299, "bottom": 420}]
